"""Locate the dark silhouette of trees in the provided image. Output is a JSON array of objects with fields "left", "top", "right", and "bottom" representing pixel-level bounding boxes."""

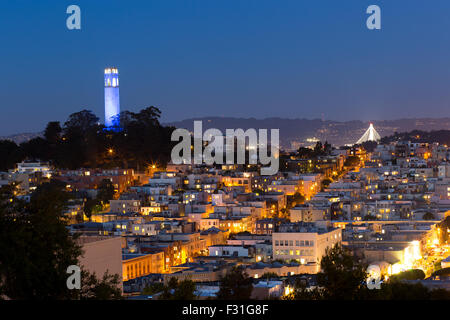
[
  {"left": 390, "top": 269, "right": 425, "bottom": 281},
  {"left": 0, "top": 107, "right": 175, "bottom": 171},
  {"left": 361, "top": 141, "right": 378, "bottom": 152},
  {"left": 0, "top": 181, "right": 122, "bottom": 299},
  {"left": 286, "top": 192, "right": 305, "bottom": 209},
  {"left": 285, "top": 243, "right": 450, "bottom": 300},
  {"left": 0, "top": 140, "right": 21, "bottom": 171},
  {"left": 97, "top": 179, "right": 115, "bottom": 204},
  {"left": 217, "top": 266, "right": 253, "bottom": 300},
  {"left": 159, "top": 278, "right": 197, "bottom": 300},
  {"left": 381, "top": 129, "right": 450, "bottom": 145},
  {"left": 344, "top": 156, "right": 360, "bottom": 167},
  {"left": 422, "top": 212, "right": 435, "bottom": 220},
  {"left": 77, "top": 270, "right": 122, "bottom": 300},
  {"left": 296, "top": 141, "right": 332, "bottom": 160},
  {"left": 317, "top": 244, "right": 368, "bottom": 300}
]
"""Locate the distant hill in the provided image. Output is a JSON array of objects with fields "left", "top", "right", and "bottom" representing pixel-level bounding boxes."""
[
  {"left": 3, "top": 117, "right": 450, "bottom": 148},
  {"left": 164, "top": 117, "right": 450, "bottom": 148},
  {"left": 381, "top": 129, "right": 450, "bottom": 146},
  {"left": 0, "top": 132, "right": 43, "bottom": 144}
]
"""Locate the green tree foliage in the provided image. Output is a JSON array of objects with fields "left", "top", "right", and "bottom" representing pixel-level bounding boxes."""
[
  {"left": 261, "top": 272, "right": 279, "bottom": 279},
  {"left": 344, "top": 156, "right": 360, "bottom": 167},
  {"left": 363, "top": 214, "right": 377, "bottom": 221},
  {"left": 286, "top": 192, "right": 305, "bottom": 209},
  {"left": 284, "top": 243, "right": 450, "bottom": 300},
  {"left": 76, "top": 270, "right": 122, "bottom": 300},
  {"left": 83, "top": 178, "right": 115, "bottom": 219},
  {"left": 0, "top": 181, "right": 81, "bottom": 299},
  {"left": 0, "top": 107, "right": 174, "bottom": 172},
  {"left": 321, "top": 178, "right": 332, "bottom": 190},
  {"left": 96, "top": 179, "right": 115, "bottom": 204},
  {"left": 0, "top": 181, "right": 122, "bottom": 299},
  {"left": 381, "top": 129, "right": 450, "bottom": 146},
  {"left": 422, "top": 212, "right": 435, "bottom": 220},
  {"left": 374, "top": 280, "right": 430, "bottom": 300},
  {"left": 437, "top": 217, "right": 450, "bottom": 244},
  {"left": 296, "top": 141, "right": 332, "bottom": 160},
  {"left": 296, "top": 147, "right": 315, "bottom": 159},
  {"left": 360, "top": 141, "right": 378, "bottom": 152},
  {"left": 159, "top": 278, "right": 197, "bottom": 300},
  {"left": 316, "top": 244, "right": 368, "bottom": 300},
  {"left": 0, "top": 140, "right": 22, "bottom": 171},
  {"left": 217, "top": 266, "right": 253, "bottom": 300},
  {"left": 390, "top": 269, "right": 425, "bottom": 281},
  {"left": 431, "top": 267, "right": 450, "bottom": 279},
  {"left": 114, "top": 107, "right": 175, "bottom": 171},
  {"left": 142, "top": 282, "right": 165, "bottom": 295}
]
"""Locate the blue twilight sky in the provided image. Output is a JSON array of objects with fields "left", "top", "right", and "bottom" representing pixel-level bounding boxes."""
[{"left": 1, "top": 0, "right": 450, "bottom": 135}]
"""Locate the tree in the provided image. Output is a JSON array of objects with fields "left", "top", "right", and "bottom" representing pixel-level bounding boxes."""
[
  {"left": 159, "top": 278, "right": 197, "bottom": 300},
  {"left": 0, "top": 181, "right": 82, "bottom": 299},
  {"left": 0, "top": 181, "right": 122, "bottom": 300},
  {"left": 316, "top": 244, "right": 367, "bottom": 300},
  {"left": 83, "top": 198, "right": 102, "bottom": 219},
  {"left": 279, "top": 207, "right": 289, "bottom": 219},
  {"left": 297, "top": 147, "right": 314, "bottom": 159},
  {"left": 261, "top": 272, "right": 278, "bottom": 280},
  {"left": 390, "top": 269, "right": 425, "bottom": 281},
  {"left": 97, "top": 179, "right": 115, "bottom": 204},
  {"left": 0, "top": 140, "right": 22, "bottom": 171},
  {"left": 20, "top": 137, "right": 49, "bottom": 161},
  {"left": 142, "top": 282, "right": 165, "bottom": 295},
  {"left": 76, "top": 269, "right": 122, "bottom": 300},
  {"left": 217, "top": 267, "right": 253, "bottom": 300},
  {"left": 313, "top": 141, "right": 323, "bottom": 156},
  {"left": 321, "top": 178, "right": 332, "bottom": 190},
  {"left": 63, "top": 109, "right": 100, "bottom": 134},
  {"left": 44, "top": 121, "right": 62, "bottom": 144},
  {"left": 344, "top": 156, "right": 360, "bottom": 167},
  {"left": 61, "top": 110, "right": 103, "bottom": 169},
  {"left": 361, "top": 141, "right": 378, "bottom": 153},
  {"left": 437, "top": 217, "right": 450, "bottom": 244},
  {"left": 43, "top": 121, "right": 62, "bottom": 162},
  {"left": 287, "top": 192, "right": 305, "bottom": 209},
  {"left": 15, "top": 107, "right": 174, "bottom": 171},
  {"left": 376, "top": 280, "right": 429, "bottom": 300},
  {"left": 422, "top": 212, "right": 435, "bottom": 220},
  {"left": 363, "top": 214, "right": 377, "bottom": 221}
]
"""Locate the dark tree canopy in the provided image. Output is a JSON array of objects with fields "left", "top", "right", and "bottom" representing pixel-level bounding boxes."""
[
  {"left": 0, "top": 140, "right": 21, "bottom": 171},
  {"left": 216, "top": 266, "right": 253, "bottom": 300},
  {"left": 0, "top": 107, "right": 174, "bottom": 171},
  {"left": 0, "top": 181, "right": 122, "bottom": 300},
  {"left": 159, "top": 278, "right": 197, "bottom": 300}
]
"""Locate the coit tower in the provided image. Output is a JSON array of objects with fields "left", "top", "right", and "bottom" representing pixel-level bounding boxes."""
[{"left": 104, "top": 67, "right": 120, "bottom": 128}]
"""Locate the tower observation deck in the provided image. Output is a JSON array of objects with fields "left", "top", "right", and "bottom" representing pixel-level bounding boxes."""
[{"left": 104, "top": 67, "right": 120, "bottom": 129}]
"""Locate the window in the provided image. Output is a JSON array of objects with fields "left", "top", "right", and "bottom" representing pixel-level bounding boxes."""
[
  {"left": 296, "top": 240, "right": 300, "bottom": 246},
  {"left": 275, "top": 240, "right": 279, "bottom": 246},
  {"left": 300, "top": 240, "right": 305, "bottom": 246},
  {"left": 284, "top": 240, "right": 289, "bottom": 246},
  {"left": 289, "top": 240, "right": 293, "bottom": 246}
]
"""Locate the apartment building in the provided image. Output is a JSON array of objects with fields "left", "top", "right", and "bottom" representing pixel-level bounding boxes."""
[{"left": 272, "top": 222, "right": 341, "bottom": 271}]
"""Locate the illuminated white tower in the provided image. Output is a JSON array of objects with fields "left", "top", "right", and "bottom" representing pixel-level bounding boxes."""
[
  {"left": 104, "top": 67, "right": 120, "bottom": 128},
  {"left": 356, "top": 123, "right": 381, "bottom": 144}
]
